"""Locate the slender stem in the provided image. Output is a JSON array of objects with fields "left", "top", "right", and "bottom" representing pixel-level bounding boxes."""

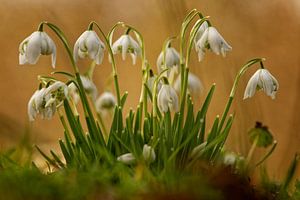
[
  {"left": 245, "top": 135, "right": 258, "bottom": 166},
  {"left": 89, "top": 21, "right": 121, "bottom": 105},
  {"left": 57, "top": 108, "right": 71, "bottom": 139},
  {"left": 218, "top": 58, "right": 264, "bottom": 133}
]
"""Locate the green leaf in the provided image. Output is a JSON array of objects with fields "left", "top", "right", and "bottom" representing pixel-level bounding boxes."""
[{"left": 120, "top": 91, "right": 128, "bottom": 108}]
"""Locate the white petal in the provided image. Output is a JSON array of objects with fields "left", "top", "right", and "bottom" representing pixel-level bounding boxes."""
[
  {"left": 51, "top": 44, "right": 56, "bottom": 68},
  {"left": 25, "top": 32, "right": 42, "bottom": 64},
  {"left": 243, "top": 70, "right": 260, "bottom": 99},
  {"left": 28, "top": 90, "right": 39, "bottom": 121},
  {"left": 19, "top": 53, "right": 27, "bottom": 65},
  {"left": 156, "top": 52, "right": 164, "bottom": 72},
  {"left": 194, "top": 21, "right": 209, "bottom": 43},
  {"left": 121, "top": 36, "right": 129, "bottom": 60},
  {"left": 111, "top": 36, "right": 123, "bottom": 54},
  {"left": 130, "top": 53, "right": 137, "bottom": 65}
]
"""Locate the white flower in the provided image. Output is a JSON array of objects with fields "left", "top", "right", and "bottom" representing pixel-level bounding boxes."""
[
  {"left": 95, "top": 92, "right": 116, "bottom": 115},
  {"left": 143, "top": 144, "right": 156, "bottom": 163},
  {"left": 27, "top": 81, "right": 68, "bottom": 121},
  {"left": 156, "top": 47, "right": 180, "bottom": 73},
  {"left": 112, "top": 34, "right": 141, "bottom": 65},
  {"left": 19, "top": 31, "right": 56, "bottom": 68},
  {"left": 174, "top": 73, "right": 203, "bottom": 97},
  {"left": 80, "top": 75, "right": 98, "bottom": 101},
  {"left": 244, "top": 69, "right": 279, "bottom": 99},
  {"left": 117, "top": 153, "right": 135, "bottom": 165},
  {"left": 195, "top": 27, "right": 232, "bottom": 61},
  {"left": 157, "top": 84, "right": 179, "bottom": 113},
  {"left": 73, "top": 30, "right": 105, "bottom": 65}
]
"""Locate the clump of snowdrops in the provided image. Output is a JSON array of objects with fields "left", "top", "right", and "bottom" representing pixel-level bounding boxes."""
[{"left": 18, "top": 9, "right": 300, "bottom": 199}]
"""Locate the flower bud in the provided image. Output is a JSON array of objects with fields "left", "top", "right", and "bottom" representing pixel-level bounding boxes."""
[
  {"left": 143, "top": 144, "right": 156, "bottom": 163},
  {"left": 117, "top": 153, "right": 135, "bottom": 165}
]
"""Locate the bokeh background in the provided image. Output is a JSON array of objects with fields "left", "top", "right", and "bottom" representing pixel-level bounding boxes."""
[{"left": 1, "top": 0, "right": 299, "bottom": 179}]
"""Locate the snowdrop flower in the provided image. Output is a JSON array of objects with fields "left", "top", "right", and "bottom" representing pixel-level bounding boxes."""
[
  {"left": 112, "top": 34, "right": 141, "bottom": 65},
  {"left": 95, "top": 92, "right": 116, "bottom": 115},
  {"left": 73, "top": 30, "right": 105, "bottom": 65},
  {"left": 156, "top": 47, "right": 180, "bottom": 73},
  {"left": 174, "top": 73, "right": 203, "bottom": 97},
  {"left": 157, "top": 82, "right": 179, "bottom": 113},
  {"left": 80, "top": 75, "right": 98, "bottom": 101},
  {"left": 117, "top": 153, "right": 135, "bottom": 165},
  {"left": 195, "top": 27, "right": 232, "bottom": 61},
  {"left": 19, "top": 31, "right": 56, "bottom": 68},
  {"left": 143, "top": 144, "right": 156, "bottom": 163},
  {"left": 243, "top": 69, "right": 279, "bottom": 99},
  {"left": 28, "top": 81, "right": 68, "bottom": 121}
]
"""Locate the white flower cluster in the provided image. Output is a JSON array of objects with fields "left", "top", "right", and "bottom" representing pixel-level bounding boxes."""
[{"left": 28, "top": 81, "right": 68, "bottom": 121}]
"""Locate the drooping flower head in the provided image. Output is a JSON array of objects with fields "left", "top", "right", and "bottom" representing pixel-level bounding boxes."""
[
  {"left": 112, "top": 34, "right": 141, "bottom": 65},
  {"left": 156, "top": 47, "right": 180, "bottom": 73},
  {"left": 95, "top": 91, "right": 116, "bottom": 115},
  {"left": 195, "top": 27, "right": 232, "bottom": 61},
  {"left": 157, "top": 78, "right": 179, "bottom": 113},
  {"left": 28, "top": 81, "right": 68, "bottom": 121},
  {"left": 243, "top": 69, "right": 279, "bottom": 99},
  {"left": 174, "top": 72, "right": 203, "bottom": 97},
  {"left": 19, "top": 31, "right": 56, "bottom": 68},
  {"left": 73, "top": 30, "right": 105, "bottom": 65}
]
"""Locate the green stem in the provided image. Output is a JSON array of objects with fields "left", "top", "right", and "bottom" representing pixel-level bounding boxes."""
[
  {"left": 88, "top": 21, "right": 121, "bottom": 106},
  {"left": 245, "top": 135, "right": 258, "bottom": 166}
]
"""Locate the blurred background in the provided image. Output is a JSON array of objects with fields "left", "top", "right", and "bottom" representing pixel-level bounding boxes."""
[{"left": 0, "top": 0, "right": 299, "bottom": 178}]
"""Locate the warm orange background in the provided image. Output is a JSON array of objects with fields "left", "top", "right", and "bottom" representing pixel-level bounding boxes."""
[{"left": 1, "top": 0, "right": 299, "bottom": 179}]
